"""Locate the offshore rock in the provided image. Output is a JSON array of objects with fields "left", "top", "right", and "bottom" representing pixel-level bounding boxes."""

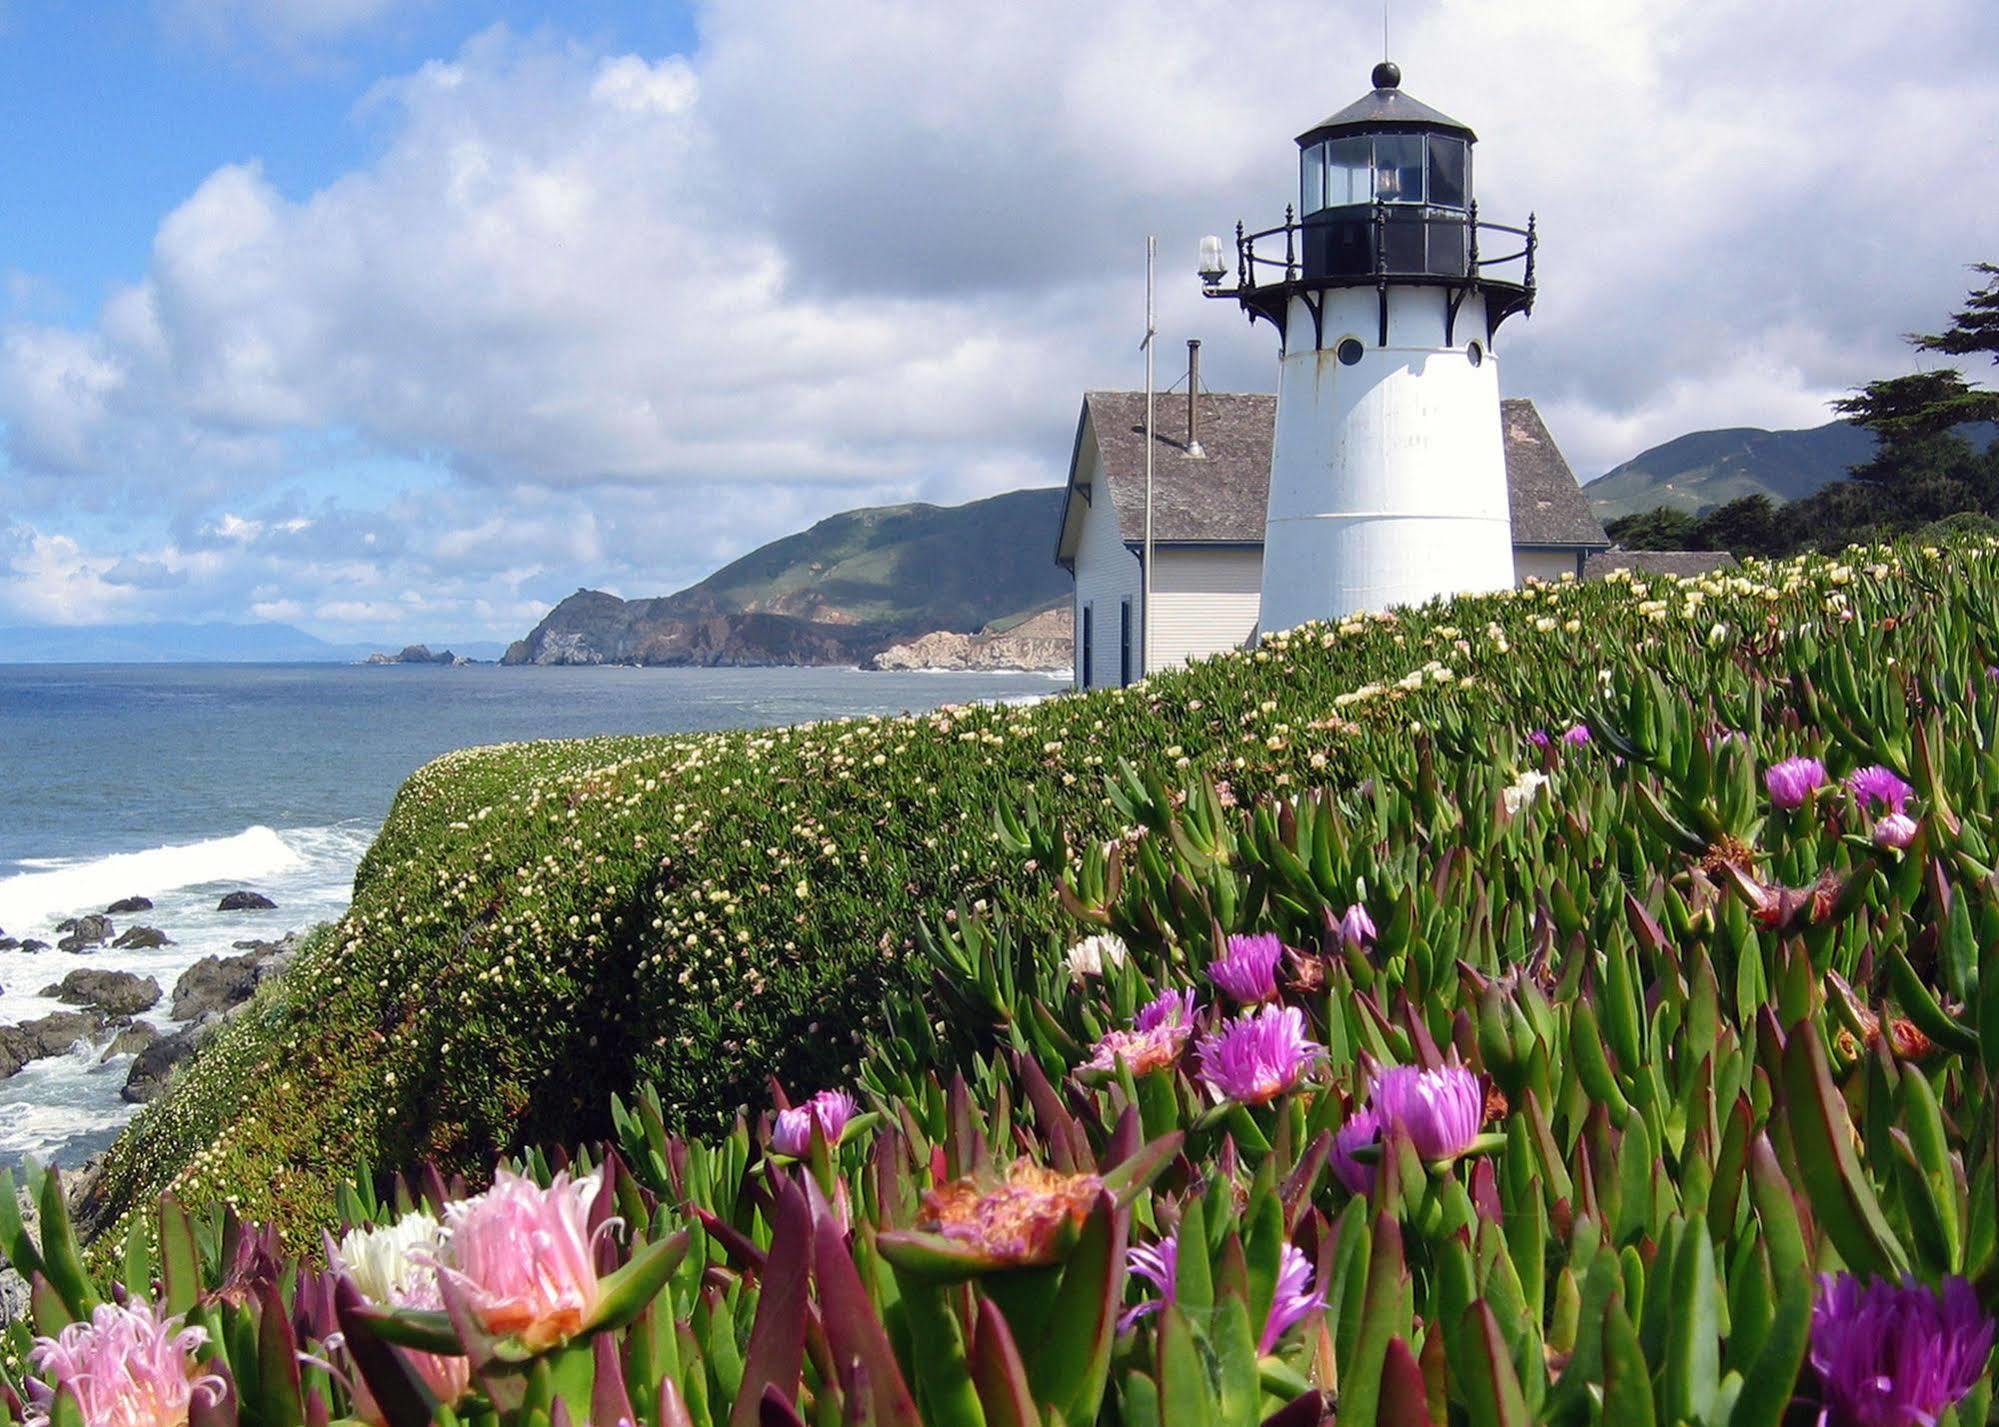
[
  {"left": 123, "top": 1020, "right": 214, "bottom": 1104},
  {"left": 105, "top": 896, "right": 154, "bottom": 915},
  {"left": 171, "top": 952, "right": 262, "bottom": 1020},
  {"left": 218, "top": 890, "right": 277, "bottom": 912},
  {"left": 113, "top": 926, "right": 173, "bottom": 949},
  {"left": 0, "top": 1012, "right": 104, "bottom": 1079},
  {"left": 54, "top": 914, "right": 113, "bottom": 946},
  {"left": 40, "top": 969, "right": 162, "bottom": 1017}
]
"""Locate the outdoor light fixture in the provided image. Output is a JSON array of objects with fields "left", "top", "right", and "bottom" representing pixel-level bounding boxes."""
[{"left": 1197, "top": 234, "right": 1228, "bottom": 289}]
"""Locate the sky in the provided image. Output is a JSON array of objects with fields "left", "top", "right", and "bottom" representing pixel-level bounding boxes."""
[{"left": 0, "top": 0, "right": 1994, "bottom": 643}]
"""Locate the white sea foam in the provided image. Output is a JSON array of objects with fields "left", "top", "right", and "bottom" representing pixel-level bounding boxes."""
[
  {"left": 0, "top": 822, "right": 372, "bottom": 1167},
  {"left": 0, "top": 826, "right": 302, "bottom": 932}
]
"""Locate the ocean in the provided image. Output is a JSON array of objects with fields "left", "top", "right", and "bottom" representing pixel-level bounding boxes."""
[{"left": 0, "top": 662, "right": 1064, "bottom": 1168}]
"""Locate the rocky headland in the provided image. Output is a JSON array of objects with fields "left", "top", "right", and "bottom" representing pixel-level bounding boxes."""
[{"left": 863, "top": 605, "right": 1073, "bottom": 673}]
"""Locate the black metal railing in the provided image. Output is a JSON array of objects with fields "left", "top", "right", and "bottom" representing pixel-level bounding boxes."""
[{"left": 1222, "top": 198, "right": 1535, "bottom": 294}]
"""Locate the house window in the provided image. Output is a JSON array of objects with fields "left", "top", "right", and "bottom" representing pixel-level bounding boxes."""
[
  {"left": 1081, "top": 604, "right": 1094, "bottom": 688},
  {"left": 1119, "top": 600, "right": 1133, "bottom": 686}
]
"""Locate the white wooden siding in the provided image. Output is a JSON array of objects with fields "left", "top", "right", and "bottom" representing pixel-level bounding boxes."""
[
  {"left": 1069, "top": 433, "right": 1142, "bottom": 690},
  {"left": 1512, "top": 548, "right": 1584, "bottom": 585},
  {"left": 1150, "top": 548, "right": 1264, "bottom": 670}
]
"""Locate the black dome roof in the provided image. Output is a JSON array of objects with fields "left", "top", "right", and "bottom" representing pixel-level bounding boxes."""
[{"left": 1297, "top": 66, "right": 1476, "bottom": 145}]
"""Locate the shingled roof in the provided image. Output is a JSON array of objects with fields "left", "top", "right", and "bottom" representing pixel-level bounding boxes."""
[
  {"left": 1584, "top": 550, "right": 1740, "bottom": 579},
  {"left": 1059, "top": 391, "right": 1607, "bottom": 560}
]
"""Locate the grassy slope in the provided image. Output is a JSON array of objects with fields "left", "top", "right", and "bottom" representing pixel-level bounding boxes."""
[
  {"left": 90, "top": 541, "right": 1999, "bottom": 1240},
  {"left": 664, "top": 487, "right": 1069, "bottom": 630},
  {"left": 1582, "top": 420, "right": 1875, "bottom": 521}
]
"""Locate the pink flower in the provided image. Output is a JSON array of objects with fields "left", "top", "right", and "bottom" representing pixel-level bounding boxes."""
[
  {"left": 1208, "top": 933, "right": 1283, "bottom": 1003},
  {"left": 1121, "top": 1232, "right": 1321, "bottom": 1351},
  {"left": 771, "top": 1089, "right": 860, "bottom": 1156},
  {"left": 1810, "top": 1274, "right": 1993, "bottom": 1427},
  {"left": 1527, "top": 729, "right": 1553, "bottom": 749},
  {"left": 1337, "top": 904, "right": 1377, "bottom": 951},
  {"left": 1847, "top": 765, "right": 1914, "bottom": 814},
  {"left": 1872, "top": 812, "right": 1919, "bottom": 851},
  {"left": 26, "top": 1301, "right": 223, "bottom": 1427},
  {"left": 1370, "top": 1065, "right": 1485, "bottom": 1161},
  {"left": 921, "top": 1161, "right": 1104, "bottom": 1267},
  {"left": 1330, "top": 1108, "right": 1382, "bottom": 1196},
  {"left": 1766, "top": 756, "right": 1829, "bottom": 810},
  {"left": 1561, "top": 724, "right": 1592, "bottom": 747},
  {"left": 440, "top": 1168, "right": 608, "bottom": 1352},
  {"left": 1197, "top": 1005, "right": 1322, "bottom": 1104},
  {"left": 1086, "top": 989, "right": 1196, "bottom": 1074}
]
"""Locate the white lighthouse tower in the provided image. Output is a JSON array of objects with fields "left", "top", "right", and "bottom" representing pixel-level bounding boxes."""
[{"left": 1201, "top": 62, "right": 1537, "bottom": 632}]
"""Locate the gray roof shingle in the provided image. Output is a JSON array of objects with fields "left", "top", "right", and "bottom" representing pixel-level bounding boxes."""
[
  {"left": 1075, "top": 391, "right": 1607, "bottom": 550},
  {"left": 1584, "top": 550, "right": 1741, "bottom": 579}
]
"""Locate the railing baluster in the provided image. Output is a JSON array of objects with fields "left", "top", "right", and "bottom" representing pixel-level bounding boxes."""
[
  {"left": 1236, "top": 220, "right": 1247, "bottom": 288},
  {"left": 1466, "top": 199, "right": 1479, "bottom": 278},
  {"left": 1283, "top": 205, "right": 1295, "bottom": 281},
  {"left": 1524, "top": 212, "right": 1537, "bottom": 301}
]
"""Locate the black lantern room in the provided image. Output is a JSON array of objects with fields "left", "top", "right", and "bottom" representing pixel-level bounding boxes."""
[
  {"left": 1202, "top": 62, "right": 1535, "bottom": 348},
  {"left": 1297, "top": 61, "right": 1474, "bottom": 280}
]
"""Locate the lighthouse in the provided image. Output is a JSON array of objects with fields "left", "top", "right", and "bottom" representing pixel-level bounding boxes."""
[{"left": 1201, "top": 62, "right": 1537, "bottom": 632}]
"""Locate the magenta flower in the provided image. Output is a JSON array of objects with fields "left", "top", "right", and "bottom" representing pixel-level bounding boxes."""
[
  {"left": 440, "top": 1168, "right": 609, "bottom": 1352},
  {"left": 1371, "top": 1065, "right": 1485, "bottom": 1161},
  {"left": 771, "top": 1089, "right": 860, "bottom": 1156},
  {"left": 1527, "top": 729, "right": 1553, "bottom": 749},
  {"left": 26, "top": 1301, "right": 223, "bottom": 1427},
  {"left": 1872, "top": 812, "right": 1919, "bottom": 852},
  {"left": 1561, "top": 724, "right": 1592, "bottom": 747},
  {"left": 1086, "top": 988, "right": 1197, "bottom": 1074},
  {"left": 1337, "top": 904, "right": 1377, "bottom": 951},
  {"left": 1847, "top": 765, "right": 1914, "bottom": 815},
  {"left": 1197, "top": 1005, "right": 1323, "bottom": 1104},
  {"left": 1766, "top": 756, "right": 1829, "bottom": 810},
  {"left": 1209, "top": 933, "right": 1283, "bottom": 1003},
  {"left": 1330, "top": 1108, "right": 1382, "bottom": 1196},
  {"left": 1121, "top": 1231, "right": 1322, "bottom": 1350},
  {"left": 1809, "top": 1274, "right": 1993, "bottom": 1427}
]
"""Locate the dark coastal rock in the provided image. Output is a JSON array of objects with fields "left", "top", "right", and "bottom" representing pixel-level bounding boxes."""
[
  {"left": 40, "top": 970, "right": 162, "bottom": 1017},
  {"left": 217, "top": 891, "right": 277, "bottom": 912},
  {"left": 53, "top": 914, "right": 112, "bottom": 945},
  {"left": 0, "top": 939, "right": 17, "bottom": 952},
  {"left": 112, "top": 926, "right": 173, "bottom": 950},
  {"left": 17, "top": 940, "right": 48, "bottom": 954},
  {"left": 171, "top": 953, "right": 262, "bottom": 1020},
  {"left": 0, "top": 1011, "right": 105, "bottom": 1079},
  {"left": 101, "top": 1023, "right": 159, "bottom": 1060},
  {"left": 104, "top": 897, "right": 153, "bottom": 915},
  {"left": 122, "top": 1020, "right": 214, "bottom": 1104}
]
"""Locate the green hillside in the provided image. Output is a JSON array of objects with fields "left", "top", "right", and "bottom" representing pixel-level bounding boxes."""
[
  {"left": 504, "top": 486, "right": 1070, "bottom": 665},
  {"left": 1582, "top": 419, "right": 1875, "bottom": 520}
]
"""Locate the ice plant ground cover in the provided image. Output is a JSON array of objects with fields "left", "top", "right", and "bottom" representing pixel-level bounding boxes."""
[{"left": 19, "top": 535, "right": 1999, "bottom": 1422}]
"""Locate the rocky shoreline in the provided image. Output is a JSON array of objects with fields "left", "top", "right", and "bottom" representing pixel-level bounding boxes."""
[
  {"left": 0, "top": 892, "right": 301, "bottom": 1106},
  {"left": 863, "top": 605, "right": 1072, "bottom": 674}
]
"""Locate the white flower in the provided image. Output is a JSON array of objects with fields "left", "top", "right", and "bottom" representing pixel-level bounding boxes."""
[
  {"left": 1501, "top": 769, "right": 1550, "bottom": 816},
  {"left": 1065, "top": 933, "right": 1130, "bottom": 982},
  {"left": 334, "top": 1210, "right": 447, "bottom": 1306}
]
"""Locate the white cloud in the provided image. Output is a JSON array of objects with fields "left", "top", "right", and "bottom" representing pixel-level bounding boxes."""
[{"left": 1, "top": 1, "right": 1994, "bottom": 640}]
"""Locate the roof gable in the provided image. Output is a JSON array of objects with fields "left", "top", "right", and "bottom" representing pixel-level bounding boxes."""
[{"left": 1069, "top": 391, "right": 1607, "bottom": 550}]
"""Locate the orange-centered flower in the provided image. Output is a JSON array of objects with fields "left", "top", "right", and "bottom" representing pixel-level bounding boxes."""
[{"left": 920, "top": 1161, "right": 1104, "bottom": 1267}]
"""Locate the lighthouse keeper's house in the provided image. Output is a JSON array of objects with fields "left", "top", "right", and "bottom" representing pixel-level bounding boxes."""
[{"left": 1053, "top": 387, "right": 1607, "bottom": 691}]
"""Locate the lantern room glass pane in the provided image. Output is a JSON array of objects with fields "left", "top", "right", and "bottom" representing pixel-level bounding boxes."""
[
  {"left": 1325, "top": 138, "right": 1370, "bottom": 206},
  {"left": 1373, "top": 136, "right": 1424, "bottom": 202},
  {"left": 1300, "top": 142, "right": 1325, "bottom": 212},
  {"left": 1427, "top": 136, "right": 1467, "bottom": 208}
]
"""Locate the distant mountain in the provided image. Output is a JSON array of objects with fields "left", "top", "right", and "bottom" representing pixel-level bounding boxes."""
[
  {"left": 0, "top": 622, "right": 507, "bottom": 664},
  {"left": 505, "top": 488, "right": 1071, "bottom": 667},
  {"left": 1583, "top": 420, "right": 1878, "bottom": 522}
]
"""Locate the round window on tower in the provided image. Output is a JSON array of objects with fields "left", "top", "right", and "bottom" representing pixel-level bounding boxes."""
[
  {"left": 1466, "top": 341, "right": 1484, "bottom": 368},
  {"left": 1337, "top": 338, "right": 1365, "bottom": 366}
]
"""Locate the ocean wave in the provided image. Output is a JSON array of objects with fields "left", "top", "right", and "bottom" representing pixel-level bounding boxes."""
[{"left": 0, "top": 826, "right": 305, "bottom": 931}]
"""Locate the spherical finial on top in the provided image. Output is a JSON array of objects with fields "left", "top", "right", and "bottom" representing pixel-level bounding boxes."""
[{"left": 1371, "top": 60, "right": 1401, "bottom": 90}]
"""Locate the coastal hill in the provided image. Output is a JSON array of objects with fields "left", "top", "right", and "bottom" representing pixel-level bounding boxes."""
[
  {"left": 1581, "top": 418, "right": 1875, "bottom": 521},
  {"left": 503, "top": 487, "right": 1069, "bottom": 666}
]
